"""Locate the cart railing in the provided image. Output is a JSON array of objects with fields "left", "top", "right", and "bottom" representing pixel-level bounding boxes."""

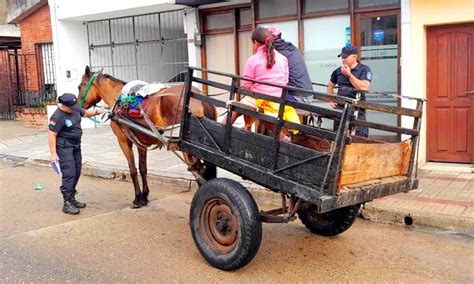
[{"left": 179, "top": 67, "right": 424, "bottom": 196}]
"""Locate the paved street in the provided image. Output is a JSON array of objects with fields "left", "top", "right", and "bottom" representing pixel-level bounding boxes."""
[
  {"left": 1, "top": 161, "right": 473, "bottom": 283},
  {"left": 1, "top": 122, "right": 473, "bottom": 233}
]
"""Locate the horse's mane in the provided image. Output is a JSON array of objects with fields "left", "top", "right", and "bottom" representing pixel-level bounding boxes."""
[{"left": 98, "top": 73, "right": 127, "bottom": 85}]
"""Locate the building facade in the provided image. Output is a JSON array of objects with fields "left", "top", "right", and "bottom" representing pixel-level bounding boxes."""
[{"left": 48, "top": 0, "right": 473, "bottom": 166}]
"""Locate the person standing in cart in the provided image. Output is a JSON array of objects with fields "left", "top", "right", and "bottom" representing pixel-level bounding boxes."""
[
  {"left": 48, "top": 93, "right": 106, "bottom": 214},
  {"left": 327, "top": 45, "right": 372, "bottom": 137}
]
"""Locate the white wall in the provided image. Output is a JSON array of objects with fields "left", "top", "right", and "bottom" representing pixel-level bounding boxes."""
[
  {"left": 49, "top": 0, "right": 96, "bottom": 128},
  {"left": 53, "top": 0, "right": 182, "bottom": 21},
  {"left": 400, "top": 0, "right": 474, "bottom": 165}
]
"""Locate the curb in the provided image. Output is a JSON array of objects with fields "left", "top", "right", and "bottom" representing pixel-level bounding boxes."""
[
  {"left": 362, "top": 203, "right": 474, "bottom": 236},
  {"left": 2, "top": 154, "right": 472, "bottom": 235}
]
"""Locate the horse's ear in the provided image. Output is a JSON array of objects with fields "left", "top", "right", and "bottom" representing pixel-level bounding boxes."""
[
  {"left": 85, "top": 65, "right": 91, "bottom": 77},
  {"left": 97, "top": 68, "right": 104, "bottom": 74}
]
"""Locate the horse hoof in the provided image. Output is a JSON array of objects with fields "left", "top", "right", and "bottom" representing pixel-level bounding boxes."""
[
  {"left": 130, "top": 203, "right": 141, "bottom": 209},
  {"left": 140, "top": 199, "right": 149, "bottom": 206}
]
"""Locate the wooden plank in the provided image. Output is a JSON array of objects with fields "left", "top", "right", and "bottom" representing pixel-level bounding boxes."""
[
  {"left": 353, "top": 101, "right": 422, "bottom": 118},
  {"left": 189, "top": 91, "right": 227, "bottom": 108},
  {"left": 351, "top": 119, "right": 419, "bottom": 136},
  {"left": 337, "top": 140, "right": 412, "bottom": 193}
]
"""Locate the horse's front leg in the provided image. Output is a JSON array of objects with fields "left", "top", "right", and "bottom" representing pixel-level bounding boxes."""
[
  {"left": 113, "top": 124, "right": 143, "bottom": 208},
  {"left": 138, "top": 147, "right": 149, "bottom": 205}
]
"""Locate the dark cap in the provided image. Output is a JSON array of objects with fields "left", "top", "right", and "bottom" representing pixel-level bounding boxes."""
[
  {"left": 338, "top": 46, "right": 358, "bottom": 58},
  {"left": 58, "top": 93, "right": 82, "bottom": 112}
]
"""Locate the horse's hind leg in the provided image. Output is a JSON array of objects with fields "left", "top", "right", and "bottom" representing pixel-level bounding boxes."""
[{"left": 138, "top": 147, "right": 149, "bottom": 205}]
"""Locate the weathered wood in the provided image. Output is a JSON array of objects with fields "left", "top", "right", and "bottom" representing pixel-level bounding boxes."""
[
  {"left": 189, "top": 91, "right": 227, "bottom": 108},
  {"left": 353, "top": 101, "right": 422, "bottom": 118},
  {"left": 319, "top": 176, "right": 410, "bottom": 213},
  {"left": 337, "top": 140, "right": 412, "bottom": 193},
  {"left": 286, "top": 100, "right": 346, "bottom": 119},
  {"left": 351, "top": 119, "right": 419, "bottom": 136}
]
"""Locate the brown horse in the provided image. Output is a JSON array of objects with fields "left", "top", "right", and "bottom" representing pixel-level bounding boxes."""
[{"left": 77, "top": 66, "right": 216, "bottom": 208}]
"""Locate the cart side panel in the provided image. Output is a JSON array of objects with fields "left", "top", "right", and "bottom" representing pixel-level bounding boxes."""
[
  {"left": 185, "top": 116, "right": 332, "bottom": 188},
  {"left": 337, "top": 140, "right": 412, "bottom": 193}
]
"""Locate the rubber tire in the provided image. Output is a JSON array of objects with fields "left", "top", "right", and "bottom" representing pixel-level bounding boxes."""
[
  {"left": 189, "top": 178, "right": 262, "bottom": 271},
  {"left": 298, "top": 204, "right": 361, "bottom": 236}
]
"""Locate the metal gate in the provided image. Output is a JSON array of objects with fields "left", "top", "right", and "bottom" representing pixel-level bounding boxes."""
[
  {"left": 0, "top": 44, "right": 57, "bottom": 120},
  {"left": 86, "top": 10, "right": 188, "bottom": 83}
]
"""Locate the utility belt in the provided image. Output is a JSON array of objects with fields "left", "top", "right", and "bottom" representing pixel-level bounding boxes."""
[{"left": 57, "top": 136, "right": 81, "bottom": 145}]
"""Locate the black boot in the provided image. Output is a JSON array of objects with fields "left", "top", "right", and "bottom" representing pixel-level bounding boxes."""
[
  {"left": 63, "top": 194, "right": 80, "bottom": 215},
  {"left": 72, "top": 191, "right": 86, "bottom": 208}
]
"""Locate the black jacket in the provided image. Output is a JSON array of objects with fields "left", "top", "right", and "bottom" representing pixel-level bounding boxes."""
[{"left": 274, "top": 39, "right": 313, "bottom": 97}]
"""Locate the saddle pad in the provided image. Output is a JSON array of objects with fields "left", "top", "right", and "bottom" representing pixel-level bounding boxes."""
[
  {"left": 121, "top": 80, "right": 169, "bottom": 97},
  {"left": 136, "top": 83, "right": 169, "bottom": 97},
  {"left": 121, "top": 80, "right": 148, "bottom": 96}
]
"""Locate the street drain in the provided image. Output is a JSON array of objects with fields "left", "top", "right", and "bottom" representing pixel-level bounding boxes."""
[{"left": 404, "top": 215, "right": 413, "bottom": 226}]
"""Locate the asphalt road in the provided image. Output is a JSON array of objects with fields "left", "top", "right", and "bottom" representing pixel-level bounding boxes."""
[{"left": 1, "top": 160, "right": 473, "bottom": 283}]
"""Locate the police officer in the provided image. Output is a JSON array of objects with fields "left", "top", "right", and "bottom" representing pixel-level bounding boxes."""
[
  {"left": 48, "top": 93, "right": 105, "bottom": 214},
  {"left": 267, "top": 26, "right": 313, "bottom": 103},
  {"left": 327, "top": 46, "right": 372, "bottom": 137}
]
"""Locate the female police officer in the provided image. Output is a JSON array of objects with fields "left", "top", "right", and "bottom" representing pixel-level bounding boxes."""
[{"left": 48, "top": 93, "right": 106, "bottom": 214}]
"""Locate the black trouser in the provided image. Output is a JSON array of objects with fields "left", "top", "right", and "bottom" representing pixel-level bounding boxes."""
[
  {"left": 57, "top": 137, "right": 82, "bottom": 197},
  {"left": 333, "top": 109, "right": 369, "bottom": 138}
]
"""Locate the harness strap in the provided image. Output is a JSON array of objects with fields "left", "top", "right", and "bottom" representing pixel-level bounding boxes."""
[{"left": 81, "top": 73, "right": 98, "bottom": 107}]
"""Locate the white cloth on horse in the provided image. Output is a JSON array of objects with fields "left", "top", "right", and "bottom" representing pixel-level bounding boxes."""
[
  {"left": 136, "top": 83, "right": 168, "bottom": 97},
  {"left": 121, "top": 80, "right": 169, "bottom": 98}
]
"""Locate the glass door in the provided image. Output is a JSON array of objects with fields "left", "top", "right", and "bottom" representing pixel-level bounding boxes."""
[{"left": 355, "top": 11, "right": 400, "bottom": 141}]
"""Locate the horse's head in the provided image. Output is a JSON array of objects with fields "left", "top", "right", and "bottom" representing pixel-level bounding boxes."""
[{"left": 77, "top": 65, "right": 103, "bottom": 109}]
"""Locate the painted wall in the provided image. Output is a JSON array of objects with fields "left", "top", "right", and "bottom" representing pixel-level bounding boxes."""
[
  {"left": 49, "top": 0, "right": 198, "bottom": 128},
  {"left": 401, "top": 0, "right": 474, "bottom": 165},
  {"left": 19, "top": 4, "right": 53, "bottom": 91}
]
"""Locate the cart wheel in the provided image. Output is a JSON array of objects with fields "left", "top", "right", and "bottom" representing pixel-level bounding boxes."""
[
  {"left": 298, "top": 204, "right": 361, "bottom": 236},
  {"left": 189, "top": 178, "right": 262, "bottom": 271}
]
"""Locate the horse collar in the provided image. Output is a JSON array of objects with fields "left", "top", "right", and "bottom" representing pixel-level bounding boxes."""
[{"left": 81, "top": 73, "right": 98, "bottom": 107}]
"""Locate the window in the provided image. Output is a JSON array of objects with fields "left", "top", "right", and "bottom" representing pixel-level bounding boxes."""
[
  {"left": 257, "top": 0, "right": 297, "bottom": 20},
  {"left": 259, "top": 21, "right": 299, "bottom": 48},
  {"left": 303, "top": 15, "right": 351, "bottom": 92},
  {"left": 358, "top": 13, "right": 399, "bottom": 136},
  {"left": 239, "top": 9, "right": 252, "bottom": 28},
  {"left": 304, "top": 0, "right": 349, "bottom": 14},
  {"left": 206, "top": 12, "right": 233, "bottom": 30},
  {"left": 37, "top": 43, "right": 56, "bottom": 94},
  {"left": 358, "top": 0, "right": 399, "bottom": 8}
]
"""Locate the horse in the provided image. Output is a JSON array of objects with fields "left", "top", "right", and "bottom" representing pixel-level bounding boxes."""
[{"left": 77, "top": 66, "right": 217, "bottom": 208}]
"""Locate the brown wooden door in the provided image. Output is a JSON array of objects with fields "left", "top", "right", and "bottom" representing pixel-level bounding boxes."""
[{"left": 427, "top": 24, "right": 474, "bottom": 163}]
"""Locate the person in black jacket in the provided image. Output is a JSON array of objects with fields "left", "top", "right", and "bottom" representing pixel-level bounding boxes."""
[{"left": 267, "top": 26, "right": 313, "bottom": 104}]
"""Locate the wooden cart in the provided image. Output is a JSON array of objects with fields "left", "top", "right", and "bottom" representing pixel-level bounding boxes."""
[{"left": 176, "top": 67, "right": 424, "bottom": 271}]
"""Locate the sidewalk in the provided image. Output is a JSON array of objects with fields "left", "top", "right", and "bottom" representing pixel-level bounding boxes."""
[{"left": 1, "top": 121, "right": 473, "bottom": 235}]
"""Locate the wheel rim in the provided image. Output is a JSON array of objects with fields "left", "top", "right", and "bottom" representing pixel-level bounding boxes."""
[{"left": 200, "top": 198, "right": 238, "bottom": 253}]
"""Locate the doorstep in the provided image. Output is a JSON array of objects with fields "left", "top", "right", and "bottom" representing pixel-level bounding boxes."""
[{"left": 420, "top": 162, "right": 474, "bottom": 174}]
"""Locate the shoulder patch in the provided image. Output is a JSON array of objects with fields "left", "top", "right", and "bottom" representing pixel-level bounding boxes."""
[
  {"left": 65, "top": 119, "right": 73, "bottom": 127},
  {"left": 366, "top": 71, "right": 372, "bottom": 81},
  {"left": 49, "top": 119, "right": 57, "bottom": 127}
]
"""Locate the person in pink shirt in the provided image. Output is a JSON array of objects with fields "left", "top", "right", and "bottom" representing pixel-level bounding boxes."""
[{"left": 230, "top": 27, "right": 300, "bottom": 140}]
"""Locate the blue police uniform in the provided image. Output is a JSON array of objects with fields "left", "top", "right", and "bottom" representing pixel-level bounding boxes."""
[
  {"left": 49, "top": 94, "right": 86, "bottom": 204},
  {"left": 330, "top": 62, "right": 372, "bottom": 137}
]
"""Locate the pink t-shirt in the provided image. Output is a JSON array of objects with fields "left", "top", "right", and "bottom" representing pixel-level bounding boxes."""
[{"left": 242, "top": 46, "right": 289, "bottom": 98}]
